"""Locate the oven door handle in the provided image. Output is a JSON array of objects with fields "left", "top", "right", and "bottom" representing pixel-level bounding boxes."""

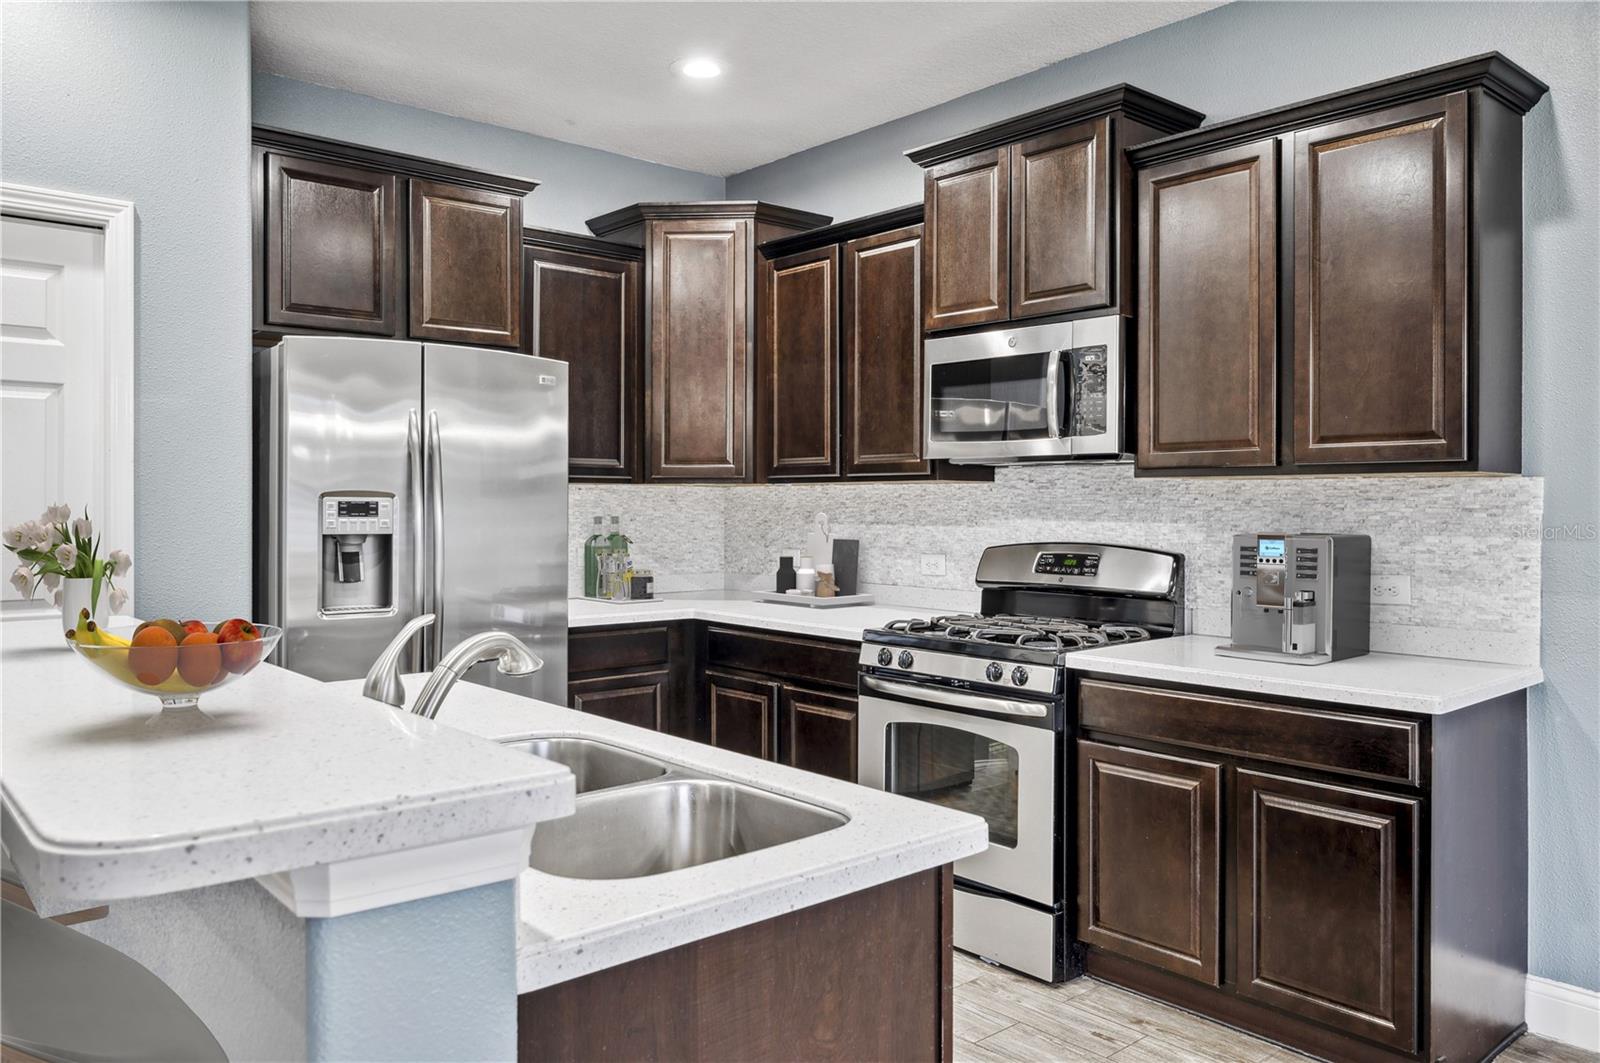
[{"left": 860, "top": 675, "right": 1049, "bottom": 718}]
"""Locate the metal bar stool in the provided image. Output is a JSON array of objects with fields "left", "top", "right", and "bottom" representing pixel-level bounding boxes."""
[{"left": 1, "top": 857, "right": 227, "bottom": 1063}]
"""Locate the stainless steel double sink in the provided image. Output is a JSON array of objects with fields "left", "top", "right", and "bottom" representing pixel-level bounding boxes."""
[{"left": 501, "top": 737, "right": 848, "bottom": 879}]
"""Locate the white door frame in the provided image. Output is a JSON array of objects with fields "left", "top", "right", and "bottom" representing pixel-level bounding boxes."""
[{"left": 1, "top": 183, "right": 136, "bottom": 613}]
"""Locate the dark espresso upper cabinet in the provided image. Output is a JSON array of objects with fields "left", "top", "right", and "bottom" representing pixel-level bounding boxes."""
[
  {"left": 1137, "top": 140, "right": 1279, "bottom": 469},
  {"left": 1011, "top": 118, "right": 1113, "bottom": 319},
  {"left": 756, "top": 206, "right": 938, "bottom": 483},
  {"left": 587, "top": 203, "right": 830, "bottom": 482},
  {"left": 263, "top": 154, "right": 399, "bottom": 335},
  {"left": 1293, "top": 95, "right": 1467, "bottom": 465},
  {"left": 409, "top": 180, "right": 522, "bottom": 349},
  {"left": 909, "top": 86, "right": 1205, "bottom": 334},
  {"left": 1130, "top": 53, "right": 1548, "bottom": 475},
  {"left": 922, "top": 148, "right": 1010, "bottom": 332},
  {"left": 521, "top": 230, "right": 642, "bottom": 481},
  {"left": 252, "top": 127, "right": 537, "bottom": 349}
]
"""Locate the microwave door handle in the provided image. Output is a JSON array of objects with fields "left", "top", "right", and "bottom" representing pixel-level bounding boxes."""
[{"left": 1045, "top": 350, "right": 1065, "bottom": 442}]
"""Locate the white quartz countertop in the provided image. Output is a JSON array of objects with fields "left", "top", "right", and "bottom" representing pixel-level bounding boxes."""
[
  {"left": 1064, "top": 634, "right": 1543, "bottom": 715},
  {"left": 0, "top": 619, "right": 575, "bottom": 916},
  {"left": 333, "top": 674, "right": 989, "bottom": 994},
  {"left": 569, "top": 595, "right": 943, "bottom": 643}
]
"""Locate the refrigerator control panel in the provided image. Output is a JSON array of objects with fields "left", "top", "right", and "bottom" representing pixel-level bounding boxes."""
[{"left": 322, "top": 495, "right": 394, "bottom": 535}]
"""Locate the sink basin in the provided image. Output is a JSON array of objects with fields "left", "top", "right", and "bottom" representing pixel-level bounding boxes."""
[
  {"left": 529, "top": 779, "right": 848, "bottom": 879},
  {"left": 502, "top": 737, "right": 668, "bottom": 794}
]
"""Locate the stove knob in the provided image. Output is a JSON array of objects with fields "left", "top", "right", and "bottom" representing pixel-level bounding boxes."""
[
  {"left": 985, "top": 662, "right": 1004, "bottom": 683},
  {"left": 898, "top": 651, "right": 915, "bottom": 670},
  {"left": 1011, "top": 666, "right": 1030, "bottom": 687},
  {"left": 877, "top": 648, "right": 893, "bottom": 667}
]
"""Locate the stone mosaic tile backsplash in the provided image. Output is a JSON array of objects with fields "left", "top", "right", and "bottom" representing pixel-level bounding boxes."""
[{"left": 573, "top": 468, "right": 1544, "bottom": 665}]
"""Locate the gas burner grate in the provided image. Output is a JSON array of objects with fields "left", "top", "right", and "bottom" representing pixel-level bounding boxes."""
[{"left": 874, "top": 610, "right": 1161, "bottom": 652}]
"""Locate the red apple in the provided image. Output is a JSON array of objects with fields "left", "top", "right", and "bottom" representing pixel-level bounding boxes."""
[{"left": 215, "top": 618, "right": 263, "bottom": 673}]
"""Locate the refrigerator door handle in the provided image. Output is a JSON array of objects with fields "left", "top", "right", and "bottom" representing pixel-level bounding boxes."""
[
  {"left": 407, "top": 407, "right": 426, "bottom": 671},
  {"left": 427, "top": 409, "right": 446, "bottom": 665}
]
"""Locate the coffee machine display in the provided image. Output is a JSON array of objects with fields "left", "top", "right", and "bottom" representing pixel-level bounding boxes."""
[
  {"left": 319, "top": 493, "right": 394, "bottom": 615},
  {"left": 1216, "top": 533, "right": 1371, "bottom": 665}
]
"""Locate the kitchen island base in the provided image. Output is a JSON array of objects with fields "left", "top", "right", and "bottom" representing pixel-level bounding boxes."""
[{"left": 517, "top": 866, "right": 954, "bottom": 1062}]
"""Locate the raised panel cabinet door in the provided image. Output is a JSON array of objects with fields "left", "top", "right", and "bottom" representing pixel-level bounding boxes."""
[
  {"left": 1077, "top": 741, "right": 1223, "bottom": 985},
  {"left": 524, "top": 246, "right": 640, "bottom": 480},
  {"left": 922, "top": 148, "right": 1009, "bottom": 332},
  {"left": 1010, "top": 118, "right": 1112, "bottom": 319},
  {"left": 1235, "top": 770, "right": 1419, "bottom": 1052},
  {"left": 1137, "top": 139, "right": 1278, "bottom": 470},
  {"left": 648, "top": 218, "right": 751, "bottom": 480},
  {"left": 408, "top": 179, "right": 523, "bottom": 348},
  {"left": 759, "top": 245, "right": 839, "bottom": 480},
  {"left": 569, "top": 669, "right": 667, "bottom": 731},
  {"left": 264, "top": 154, "right": 398, "bottom": 335},
  {"left": 781, "top": 686, "right": 858, "bottom": 782},
  {"left": 1293, "top": 93, "right": 1467, "bottom": 464},
  {"left": 842, "top": 224, "right": 929, "bottom": 478},
  {"left": 706, "top": 670, "right": 779, "bottom": 761}
]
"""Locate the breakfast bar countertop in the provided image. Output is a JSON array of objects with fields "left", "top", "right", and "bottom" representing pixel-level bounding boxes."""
[{"left": 0, "top": 618, "right": 575, "bottom": 917}]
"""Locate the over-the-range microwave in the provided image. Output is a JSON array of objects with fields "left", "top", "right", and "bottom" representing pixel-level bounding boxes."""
[{"left": 924, "top": 315, "right": 1126, "bottom": 463}]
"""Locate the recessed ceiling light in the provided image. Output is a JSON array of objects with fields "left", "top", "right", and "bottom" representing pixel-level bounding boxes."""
[{"left": 674, "top": 56, "right": 723, "bottom": 80}]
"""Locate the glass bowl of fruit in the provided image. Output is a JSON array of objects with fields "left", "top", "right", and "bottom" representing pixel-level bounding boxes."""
[{"left": 65, "top": 611, "right": 282, "bottom": 711}]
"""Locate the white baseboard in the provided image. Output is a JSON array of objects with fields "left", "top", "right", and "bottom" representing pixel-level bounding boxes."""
[{"left": 1527, "top": 974, "right": 1600, "bottom": 1052}]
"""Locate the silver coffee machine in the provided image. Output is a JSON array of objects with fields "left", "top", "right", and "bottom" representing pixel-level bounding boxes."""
[{"left": 1216, "top": 533, "right": 1370, "bottom": 665}]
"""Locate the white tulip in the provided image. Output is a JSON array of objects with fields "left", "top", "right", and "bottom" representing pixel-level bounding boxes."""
[
  {"left": 9, "top": 566, "right": 31, "bottom": 598},
  {"left": 43, "top": 503, "right": 70, "bottom": 524},
  {"left": 22, "top": 521, "right": 49, "bottom": 549},
  {"left": 54, "top": 542, "right": 77, "bottom": 569},
  {"left": 109, "top": 586, "right": 129, "bottom": 614},
  {"left": 109, "top": 549, "right": 132, "bottom": 576},
  {"left": 40, "top": 571, "right": 61, "bottom": 591},
  {"left": 1, "top": 526, "right": 23, "bottom": 550},
  {"left": 72, "top": 517, "right": 93, "bottom": 540},
  {"left": 46, "top": 525, "right": 65, "bottom": 547}
]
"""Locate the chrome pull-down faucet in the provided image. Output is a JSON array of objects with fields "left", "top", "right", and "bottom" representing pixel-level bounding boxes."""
[
  {"left": 410, "top": 631, "right": 542, "bottom": 720},
  {"left": 361, "top": 613, "right": 436, "bottom": 708}
]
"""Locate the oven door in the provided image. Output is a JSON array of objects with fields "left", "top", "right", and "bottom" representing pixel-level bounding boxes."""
[
  {"left": 923, "top": 316, "right": 1123, "bottom": 461},
  {"left": 858, "top": 677, "right": 1059, "bottom": 907}
]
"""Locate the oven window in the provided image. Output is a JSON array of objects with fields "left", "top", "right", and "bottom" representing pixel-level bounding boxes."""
[
  {"left": 928, "top": 351, "right": 1062, "bottom": 444},
  {"left": 884, "top": 722, "right": 1020, "bottom": 849}
]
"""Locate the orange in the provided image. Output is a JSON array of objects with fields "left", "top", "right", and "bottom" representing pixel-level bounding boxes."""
[
  {"left": 128, "top": 627, "right": 179, "bottom": 686},
  {"left": 177, "top": 632, "right": 223, "bottom": 687}
]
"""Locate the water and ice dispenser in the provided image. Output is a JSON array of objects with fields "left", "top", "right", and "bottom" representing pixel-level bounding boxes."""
[{"left": 319, "top": 493, "right": 394, "bottom": 615}]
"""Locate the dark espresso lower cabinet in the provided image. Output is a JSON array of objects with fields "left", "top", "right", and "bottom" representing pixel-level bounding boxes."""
[
  {"left": 566, "top": 623, "right": 694, "bottom": 738},
  {"left": 707, "top": 669, "right": 780, "bottom": 760},
  {"left": 568, "top": 669, "right": 668, "bottom": 731},
  {"left": 1078, "top": 678, "right": 1526, "bottom": 1063},
  {"left": 783, "top": 686, "right": 858, "bottom": 782}
]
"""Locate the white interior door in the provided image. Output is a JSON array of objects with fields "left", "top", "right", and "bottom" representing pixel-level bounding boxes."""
[{"left": 1, "top": 216, "right": 106, "bottom": 618}]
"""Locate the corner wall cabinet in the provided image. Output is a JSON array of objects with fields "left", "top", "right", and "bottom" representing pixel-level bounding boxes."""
[
  {"left": 586, "top": 202, "right": 831, "bottom": 482},
  {"left": 521, "top": 229, "right": 643, "bottom": 481},
  {"left": 1076, "top": 677, "right": 1528, "bottom": 1063},
  {"left": 1131, "top": 53, "right": 1549, "bottom": 474},
  {"left": 253, "top": 126, "right": 534, "bottom": 349},
  {"left": 755, "top": 207, "right": 995, "bottom": 483},
  {"left": 907, "top": 86, "right": 1205, "bottom": 333}
]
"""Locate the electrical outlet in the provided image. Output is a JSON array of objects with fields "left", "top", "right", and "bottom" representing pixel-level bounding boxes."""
[
  {"left": 1371, "top": 574, "right": 1412, "bottom": 606},
  {"left": 919, "top": 553, "right": 947, "bottom": 577}
]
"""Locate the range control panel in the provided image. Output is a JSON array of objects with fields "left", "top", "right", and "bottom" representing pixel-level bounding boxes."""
[
  {"left": 321, "top": 494, "right": 394, "bottom": 535},
  {"left": 1033, "top": 551, "right": 1101, "bottom": 578}
]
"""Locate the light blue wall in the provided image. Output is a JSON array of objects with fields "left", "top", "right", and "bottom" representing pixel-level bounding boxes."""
[
  {"left": 253, "top": 74, "right": 725, "bottom": 233},
  {"left": 305, "top": 881, "right": 517, "bottom": 1062},
  {"left": 1, "top": 1, "right": 254, "bottom": 621},
  {"left": 729, "top": 1, "right": 1600, "bottom": 992}
]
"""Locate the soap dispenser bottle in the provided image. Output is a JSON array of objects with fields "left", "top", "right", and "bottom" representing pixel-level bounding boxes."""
[{"left": 582, "top": 516, "right": 604, "bottom": 597}]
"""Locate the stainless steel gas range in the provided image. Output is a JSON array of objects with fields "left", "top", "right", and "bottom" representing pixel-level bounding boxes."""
[{"left": 856, "top": 543, "right": 1184, "bottom": 982}]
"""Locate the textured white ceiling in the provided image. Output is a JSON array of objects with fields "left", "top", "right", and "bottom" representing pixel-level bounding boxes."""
[{"left": 250, "top": 1, "right": 1219, "bottom": 176}]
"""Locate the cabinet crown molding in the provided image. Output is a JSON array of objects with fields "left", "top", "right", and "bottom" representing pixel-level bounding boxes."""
[
  {"left": 759, "top": 203, "right": 923, "bottom": 258},
  {"left": 1128, "top": 51, "right": 1550, "bottom": 168},
  {"left": 905, "top": 84, "right": 1205, "bottom": 168},
  {"left": 522, "top": 226, "right": 644, "bottom": 262},
  {"left": 586, "top": 200, "right": 832, "bottom": 239},
  {"left": 252, "top": 125, "right": 538, "bottom": 196}
]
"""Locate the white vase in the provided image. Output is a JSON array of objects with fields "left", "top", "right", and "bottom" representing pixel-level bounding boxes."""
[{"left": 60, "top": 577, "right": 108, "bottom": 632}]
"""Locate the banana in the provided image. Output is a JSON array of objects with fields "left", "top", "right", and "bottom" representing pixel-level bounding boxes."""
[{"left": 86, "top": 620, "right": 130, "bottom": 648}]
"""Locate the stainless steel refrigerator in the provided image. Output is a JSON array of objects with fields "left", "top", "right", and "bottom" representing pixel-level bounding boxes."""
[{"left": 255, "top": 335, "right": 567, "bottom": 702}]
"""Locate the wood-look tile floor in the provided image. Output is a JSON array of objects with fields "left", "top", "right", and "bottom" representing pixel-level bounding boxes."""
[{"left": 952, "top": 952, "right": 1597, "bottom": 1063}]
